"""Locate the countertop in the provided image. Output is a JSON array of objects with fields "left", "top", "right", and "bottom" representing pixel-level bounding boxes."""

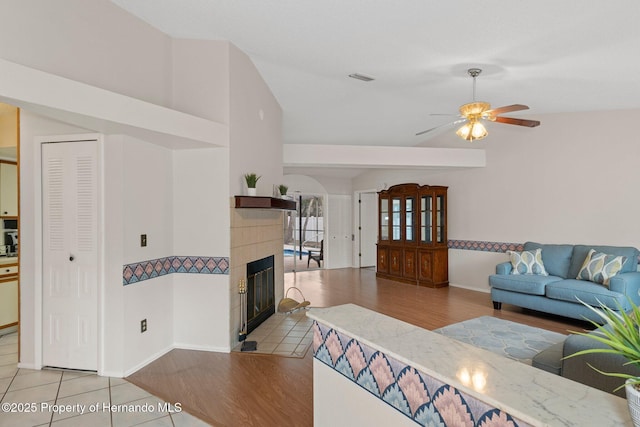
[{"left": 307, "top": 303, "right": 632, "bottom": 427}]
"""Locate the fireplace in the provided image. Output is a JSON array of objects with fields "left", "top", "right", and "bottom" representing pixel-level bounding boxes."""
[{"left": 246, "top": 255, "right": 275, "bottom": 334}]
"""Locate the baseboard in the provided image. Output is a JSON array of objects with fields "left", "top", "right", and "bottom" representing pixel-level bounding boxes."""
[
  {"left": 17, "top": 362, "right": 40, "bottom": 370},
  {"left": 123, "top": 345, "right": 174, "bottom": 377},
  {"left": 122, "top": 343, "right": 230, "bottom": 377},
  {"left": 100, "top": 370, "right": 124, "bottom": 378},
  {"left": 173, "top": 342, "right": 230, "bottom": 353},
  {"left": 449, "top": 283, "right": 490, "bottom": 294}
]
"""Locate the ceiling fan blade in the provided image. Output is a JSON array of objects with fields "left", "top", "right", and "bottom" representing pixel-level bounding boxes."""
[
  {"left": 494, "top": 116, "right": 540, "bottom": 127},
  {"left": 485, "top": 104, "right": 529, "bottom": 116},
  {"left": 416, "top": 119, "right": 466, "bottom": 136}
]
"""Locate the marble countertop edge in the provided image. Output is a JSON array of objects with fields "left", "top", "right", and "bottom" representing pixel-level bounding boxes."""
[{"left": 306, "top": 304, "right": 631, "bottom": 427}]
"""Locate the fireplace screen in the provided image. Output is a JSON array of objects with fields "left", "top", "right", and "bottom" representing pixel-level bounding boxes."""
[{"left": 246, "top": 255, "right": 275, "bottom": 334}]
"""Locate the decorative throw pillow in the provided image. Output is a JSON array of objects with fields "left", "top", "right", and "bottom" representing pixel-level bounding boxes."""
[
  {"left": 576, "top": 249, "right": 627, "bottom": 286},
  {"left": 507, "top": 248, "right": 548, "bottom": 276}
]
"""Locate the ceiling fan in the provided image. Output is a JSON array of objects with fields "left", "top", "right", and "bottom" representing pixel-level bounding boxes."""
[{"left": 416, "top": 68, "right": 541, "bottom": 141}]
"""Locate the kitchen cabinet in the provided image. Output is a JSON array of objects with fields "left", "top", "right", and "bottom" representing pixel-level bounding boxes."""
[
  {"left": 377, "top": 183, "right": 448, "bottom": 287},
  {"left": 0, "top": 260, "right": 18, "bottom": 329},
  {"left": 0, "top": 161, "right": 17, "bottom": 217}
]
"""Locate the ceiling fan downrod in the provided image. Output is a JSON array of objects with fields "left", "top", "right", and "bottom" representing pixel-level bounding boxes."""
[{"left": 468, "top": 68, "right": 482, "bottom": 101}]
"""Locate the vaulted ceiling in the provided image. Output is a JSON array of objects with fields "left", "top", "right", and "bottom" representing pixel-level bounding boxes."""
[{"left": 111, "top": 1, "right": 640, "bottom": 150}]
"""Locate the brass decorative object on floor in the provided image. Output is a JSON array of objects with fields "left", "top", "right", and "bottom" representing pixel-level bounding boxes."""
[
  {"left": 278, "top": 287, "right": 310, "bottom": 313},
  {"left": 238, "top": 278, "right": 257, "bottom": 351}
]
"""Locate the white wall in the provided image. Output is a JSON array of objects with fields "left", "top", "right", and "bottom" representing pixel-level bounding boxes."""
[
  {"left": 354, "top": 109, "right": 640, "bottom": 291},
  {"left": 314, "top": 360, "right": 413, "bottom": 426},
  {"left": 172, "top": 39, "right": 231, "bottom": 123},
  {"left": 283, "top": 174, "right": 327, "bottom": 195},
  {"left": 8, "top": 0, "right": 245, "bottom": 376},
  {"left": 173, "top": 148, "right": 230, "bottom": 351},
  {"left": 173, "top": 149, "right": 230, "bottom": 256},
  {"left": 315, "top": 175, "right": 353, "bottom": 196},
  {"left": 121, "top": 137, "right": 174, "bottom": 374},
  {"left": 122, "top": 138, "right": 173, "bottom": 264},
  {"left": 228, "top": 44, "right": 283, "bottom": 196},
  {"left": 102, "top": 135, "right": 126, "bottom": 376},
  {"left": 0, "top": 0, "right": 172, "bottom": 107}
]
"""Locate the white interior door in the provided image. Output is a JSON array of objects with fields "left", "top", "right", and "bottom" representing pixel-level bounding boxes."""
[
  {"left": 42, "top": 140, "right": 98, "bottom": 371},
  {"left": 359, "top": 192, "right": 377, "bottom": 267},
  {"left": 326, "top": 195, "right": 352, "bottom": 269}
]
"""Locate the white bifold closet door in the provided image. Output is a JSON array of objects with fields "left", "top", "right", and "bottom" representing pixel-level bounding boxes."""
[{"left": 42, "top": 139, "right": 98, "bottom": 371}]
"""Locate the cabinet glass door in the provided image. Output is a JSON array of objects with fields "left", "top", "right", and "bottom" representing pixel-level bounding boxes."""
[
  {"left": 405, "top": 197, "right": 414, "bottom": 241},
  {"left": 392, "top": 198, "right": 401, "bottom": 240},
  {"left": 421, "top": 195, "right": 432, "bottom": 243},
  {"left": 380, "top": 198, "right": 389, "bottom": 241},
  {"left": 436, "top": 195, "right": 444, "bottom": 243}
]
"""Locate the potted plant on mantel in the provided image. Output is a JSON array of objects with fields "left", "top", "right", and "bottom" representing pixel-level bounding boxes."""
[
  {"left": 244, "top": 173, "right": 260, "bottom": 196},
  {"left": 567, "top": 300, "right": 640, "bottom": 426},
  {"left": 278, "top": 184, "right": 288, "bottom": 198}
]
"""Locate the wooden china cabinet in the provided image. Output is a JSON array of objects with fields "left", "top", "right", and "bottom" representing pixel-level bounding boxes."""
[{"left": 376, "top": 183, "right": 448, "bottom": 287}]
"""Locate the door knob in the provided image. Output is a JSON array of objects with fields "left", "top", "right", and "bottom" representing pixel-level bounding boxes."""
[{"left": 69, "top": 255, "right": 75, "bottom": 261}]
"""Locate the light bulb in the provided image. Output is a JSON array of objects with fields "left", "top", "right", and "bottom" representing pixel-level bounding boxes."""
[
  {"left": 457, "top": 120, "right": 487, "bottom": 141},
  {"left": 470, "top": 122, "right": 487, "bottom": 140}
]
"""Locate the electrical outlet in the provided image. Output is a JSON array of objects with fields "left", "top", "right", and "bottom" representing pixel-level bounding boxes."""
[
  {"left": 141, "top": 234, "right": 147, "bottom": 247},
  {"left": 141, "top": 319, "right": 147, "bottom": 333}
]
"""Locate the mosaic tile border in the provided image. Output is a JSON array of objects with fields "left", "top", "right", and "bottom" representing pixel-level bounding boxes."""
[
  {"left": 312, "top": 320, "right": 530, "bottom": 427},
  {"left": 123, "top": 256, "right": 229, "bottom": 285},
  {"left": 448, "top": 240, "right": 523, "bottom": 253}
]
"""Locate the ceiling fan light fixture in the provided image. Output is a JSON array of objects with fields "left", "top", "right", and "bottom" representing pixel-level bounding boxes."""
[
  {"left": 459, "top": 101, "right": 490, "bottom": 116},
  {"left": 456, "top": 119, "right": 487, "bottom": 142},
  {"left": 415, "top": 67, "right": 539, "bottom": 139}
]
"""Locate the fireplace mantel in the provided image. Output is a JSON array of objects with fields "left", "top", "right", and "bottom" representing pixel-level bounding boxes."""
[{"left": 234, "top": 196, "right": 296, "bottom": 210}]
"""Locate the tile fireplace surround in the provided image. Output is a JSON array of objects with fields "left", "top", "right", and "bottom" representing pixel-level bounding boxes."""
[{"left": 230, "top": 198, "right": 285, "bottom": 349}]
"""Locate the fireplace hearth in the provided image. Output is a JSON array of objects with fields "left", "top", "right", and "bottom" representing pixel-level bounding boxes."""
[{"left": 246, "top": 255, "right": 275, "bottom": 334}]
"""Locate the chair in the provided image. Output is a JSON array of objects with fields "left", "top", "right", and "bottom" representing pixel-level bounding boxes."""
[{"left": 307, "top": 239, "right": 323, "bottom": 267}]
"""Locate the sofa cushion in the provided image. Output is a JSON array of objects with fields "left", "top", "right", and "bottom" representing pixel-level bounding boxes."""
[
  {"left": 532, "top": 341, "right": 563, "bottom": 375},
  {"left": 545, "top": 279, "right": 629, "bottom": 310},
  {"left": 576, "top": 249, "right": 627, "bottom": 286},
  {"left": 568, "top": 245, "right": 639, "bottom": 279},
  {"left": 489, "top": 274, "right": 562, "bottom": 295},
  {"left": 524, "top": 242, "right": 574, "bottom": 278},
  {"left": 507, "top": 248, "right": 548, "bottom": 275}
]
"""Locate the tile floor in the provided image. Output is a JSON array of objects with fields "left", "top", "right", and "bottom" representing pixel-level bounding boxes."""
[
  {"left": 0, "top": 332, "right": 211, "bottom": 426},
  {"left": 233, "top": 309, "right": 314, "bottom": 357}
]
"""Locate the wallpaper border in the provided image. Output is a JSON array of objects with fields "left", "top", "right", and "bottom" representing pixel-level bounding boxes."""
[
  {"left": 123, "top": 256, "right": 230, "bottom": 285},
  {"left": 312, "top": 320, "right": 529, "bottom": 426},
  {"left": 448, "top": 240, "right": 523, "bottom": 253}
]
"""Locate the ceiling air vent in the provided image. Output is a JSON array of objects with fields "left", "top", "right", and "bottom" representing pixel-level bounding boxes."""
[{"left": 348, "top": 73, "right": 375, "bottom": 82}]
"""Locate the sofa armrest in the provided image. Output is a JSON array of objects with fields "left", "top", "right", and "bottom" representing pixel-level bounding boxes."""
[
  {"left": 495, "top": 261, "right": 512, "bottom": 275},
  {"left": 608, "top": 271, "right": 640, "bottom": 305},
  {"left": 562, "top": 331, "right": 640, "bottom": 397}
]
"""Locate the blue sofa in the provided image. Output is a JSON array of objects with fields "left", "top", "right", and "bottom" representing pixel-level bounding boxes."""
[{"left": 489, "top": 242, "right": 640, "bottom": 322}]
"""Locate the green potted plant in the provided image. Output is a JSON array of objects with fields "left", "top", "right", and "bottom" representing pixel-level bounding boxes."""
[
  {"left": 244, "top": 173, "right": 260, "bottom": 196},
  {"left": 278, "top": 184, "right": 288, "bottom": 198},
  {"left": 567, "top": 300, "right": 640, "bottom": 425}
]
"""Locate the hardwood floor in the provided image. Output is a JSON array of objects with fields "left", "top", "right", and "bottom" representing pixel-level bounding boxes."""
[{"left": 126, "top": 267, "right": 590, "bottom": 427}]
